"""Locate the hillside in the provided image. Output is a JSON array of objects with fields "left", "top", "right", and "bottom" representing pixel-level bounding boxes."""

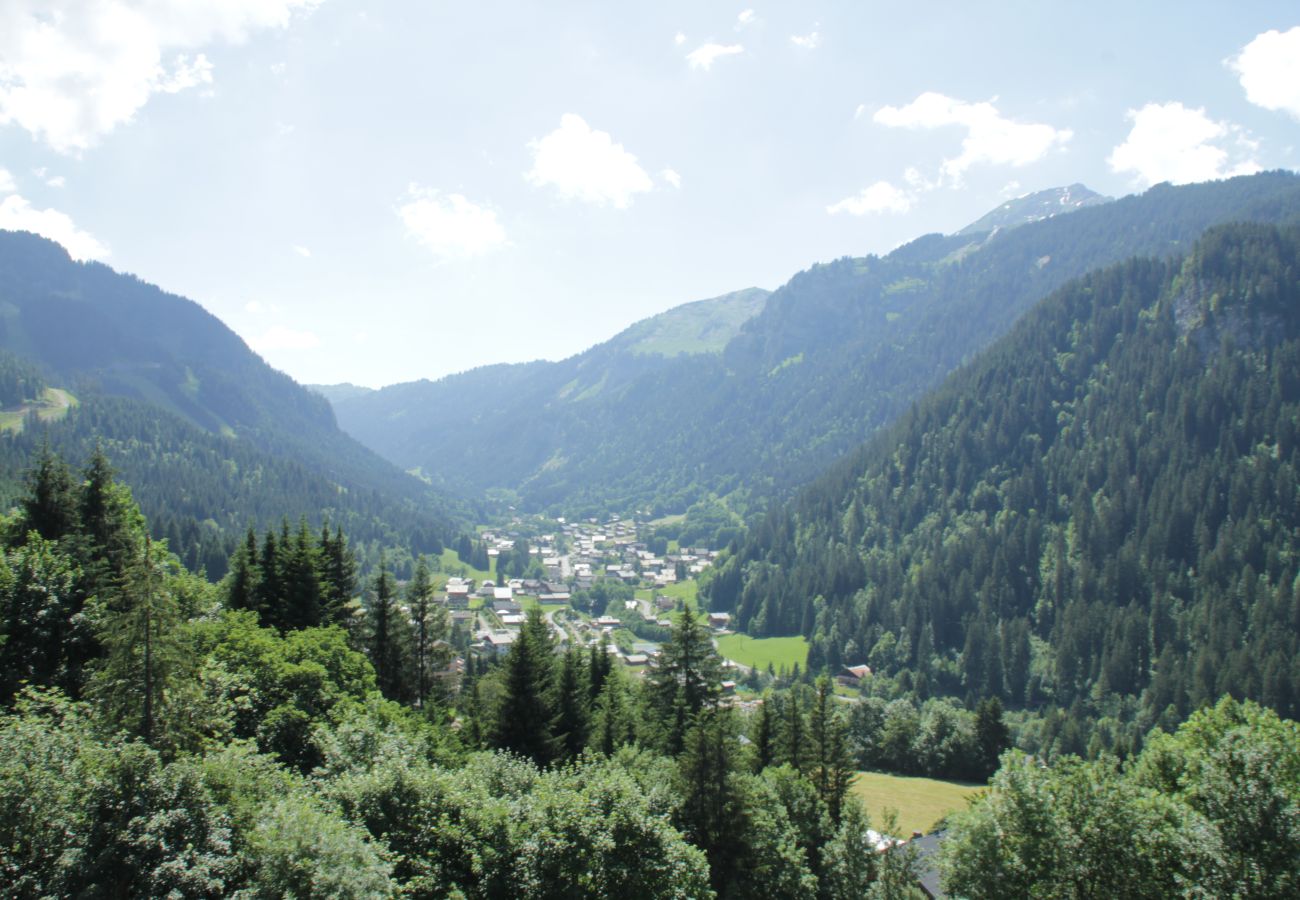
[
  {"left": 0, "top": 232, "right": 463, "bottom": 575},
  {"left": 330, "top": 172, "right": 1300, "bottom": 522},
  {"left": 705, "top": 222, "right": 1300, "bottom": 750}
]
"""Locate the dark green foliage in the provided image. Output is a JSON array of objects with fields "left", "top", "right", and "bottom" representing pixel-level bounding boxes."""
[
  {"left": 491, "top": 606, "right": 559, "bottom": 766},
  {"left": 0, "top": 349, "right": 46, "bottom": 407},
  {"left": 647, "top": 604, "right": 723, "bottom": 754},
  {"left": 711, "top": 222, "right": 1300, "bottom": 750}
]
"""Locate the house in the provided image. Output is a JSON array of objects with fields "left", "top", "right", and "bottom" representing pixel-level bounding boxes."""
[
  {"left": 445, "top": 583, "right": 471, "bottom": 609},
  {"left": 499, "top": 613, "right": 526, "bottom": 626},
  {"left": 494, "top": 586, "right": 514, "bottom": 602},
  {"left": 594, "top": 615, "right": 621, "bottom": 628},
  {"left": 836, "top": 664, "right": 872, "bottom": 687},
  {"left": 480, "top": 630, "right": 516, "bottom": 657},
  {"left": 707, "top": 612, "right": 732, "bottom": 630},
  {"left": 492, "top": 599, "right": 522, "bottom": 615},
  {"left": 908, "top": 830, "right": 948, "bottom": 898},
  {"left": 623, "top": 653, "right": 648, "bottom": 666},
  {"left": 654, "top": 595, "right": 675, "bottom": 611}
]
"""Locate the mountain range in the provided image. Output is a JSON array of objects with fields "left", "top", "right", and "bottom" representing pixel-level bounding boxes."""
[
  {"left": 0, "top": 231, "right": 462, "bottom": 576},
  {"left": 323, "top": 171, "right": 1300, "bottom": 522}
]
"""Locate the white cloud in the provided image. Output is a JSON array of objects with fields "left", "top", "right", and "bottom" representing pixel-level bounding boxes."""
[
  {"left": 827, "top": 180, "right": 913, "bottom": 216},
  {"left": 1107, "top": 101, "right": 1260, "bottom": 187},
  {"left": 45, "top": 174, "right": 66, "bottom": 188},
  {"left": 0, "top": 0, "right": 321, "bottom": 153},
  {"left": 0, "top": 168, "right": 14, "bottom": 194},
  {"left": 0, "top": 192, "right": 110, "bottom": 259},
  {"left": 526, "top": 114, "right": 653, "bottom": 208},
  {"left": 1230, "top": 27, "right": 1300, "bottom": 120},
  {"left": 270, "top": 61, "right": 287, "bottom": 77},
  {"left": 687, "top": 43, "right": 744, "bottom": 71},
  {"left": 661, "top": 168, "right": 682, "bottom": 189},
  {"left": 398, "top": 187, "right": 507, "bottom": 258},
  {"left": 790, "top": 31, "right": 820, "bottom": 50},
  {"left": 736, "top": 10, "right": 755, "bottom": 29},
  {"left": 249, "top": 325, "right": 320, "bottom": 353},
  {"left": 292, "top": 244, "right": 311, "bottom": 258},
  {"left": 674, "top": 32, "right": 686, "bottom": 46},
  {"left": 854, "top": 103, "right": 866, "bottom": 119},
  {"left": 244, "top": 300, "right": 266, "bottom": 314},
  {"left": 874, "top": 92, "right": 1072, "bottom": 184}
]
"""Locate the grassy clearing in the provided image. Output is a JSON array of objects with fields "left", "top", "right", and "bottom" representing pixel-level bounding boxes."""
[
  {"left": 434, "top": 548, "right": 493, "bottom": 584},
  {"left": 850, "top": 771, "right": 983, "bottom": 837},
  {"left": 0, "top": 387, "right": 77, "bottom": 433},
  {"left": 715, "top": 634, "right": 809, "bottom": 671}
]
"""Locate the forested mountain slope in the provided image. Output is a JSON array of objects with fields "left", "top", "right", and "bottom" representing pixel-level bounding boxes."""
[
  {"left": 0, "top": 232, "right": 462, "bottom": 575},
  {"left": 332, "top": 172, "right": 1300, "bottom": 518},
  {"left": 705, "top": 222, "right": 1300, "bottom": 732}
]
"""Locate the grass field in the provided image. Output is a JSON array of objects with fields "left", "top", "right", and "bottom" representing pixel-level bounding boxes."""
[
  {"left": 0, "top": 387, "right": 77, "bottom": 433},
  {"left": 850, "top": 771, "right": 983, "bottom": 836},
  {"left": 715, "top": 633, "right": 809, "bottom": 671},
  {"left": 434, "top": 548, "right": 493, "bottom": 584}
]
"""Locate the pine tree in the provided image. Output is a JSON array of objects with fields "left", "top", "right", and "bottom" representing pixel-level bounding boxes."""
[
  {"left": 320, "top": 524, "right": 358, "bottom": 626},
  {"left": 88, "top": 536, "right": 190, "bottom": 750},
  {"left": 648, "top": 604, "right": 722, "bottom": 754},
  {"left": 809, "top": 676, "right": 855, "bottom": 824},
  {"left": 225, "top": 526, "right": 261, "bottom": 614},
  {"left": 20, "top": 441, "right": 78, "bottom": 542},
  {"left": 281, "top": 519, "right": 323, "bottom": 630},
  {"left": 554, "top": 646, "right": 590, "bottom": 759},
  {"left": 492, "top": 606, "right": 558, "bottom": 765},
  {"left": 407, "top": 556, "right": 449, "bottom": 708},
  {"left": 366, "top": 556, "right": 409, "bottom": 702}
]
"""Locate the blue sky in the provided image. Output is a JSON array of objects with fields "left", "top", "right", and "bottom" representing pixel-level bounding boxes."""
[{"left": 1, "top": 1, "right": 1298, "bottom": 387}]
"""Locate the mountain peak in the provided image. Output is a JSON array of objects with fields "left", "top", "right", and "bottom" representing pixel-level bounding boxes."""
[{"left": 956, "top": 184, "right": 1111, "bottom": 237}]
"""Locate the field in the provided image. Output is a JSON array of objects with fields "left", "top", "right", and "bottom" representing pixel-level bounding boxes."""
[
  {"left": 434, "top": 548, "right": 493, "bottom": 584},
  {"left": 850, "top": 771, "right": 983, "bottom": 836},
  {"left": 0, "top": 387, "right": 77, "bottom": 433},
  {"left": 715, "top": 633, "right": 809, "bottom": 671}
]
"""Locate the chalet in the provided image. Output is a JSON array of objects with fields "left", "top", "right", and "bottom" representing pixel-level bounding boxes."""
[
  {"left": 654, "top": 595, "right": 675, "bottom": 611},
  {"left": 445, "top": 583, "right": 471, "bottom": 609},
  {"left": 499, "top": 613, "right": 526, "bottom": 626},
  {"left": 594, "top": 615, "right": 621, "bottom": 628},
  {"left": 492, "top": 599, "right": 522, "bottom": 615},
  {"left": 707, "top": 612, "right": 732, "bottom": 630},
  {"left": 494, "top": 585, "right": 514, "bottom": 602},
  {"left": 480, "top": 630, "right": 516, "bottom": 656},
  {"left": 623, "top": 653, "right": 648, "bottom": 666},
  {"left": 836, "top": 664, "right": 872, "bottom": 687},
  {"left": 538, "top": 591, "right": 571, "bottom": 604}
]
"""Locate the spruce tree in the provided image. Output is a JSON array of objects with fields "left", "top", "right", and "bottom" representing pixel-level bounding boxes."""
[
  {"left": 648, "top": 604, "right": 722, "bottom": 754},
  {"left": 20, "top": 441, "right": 77, "bottom": 542},
  {"left": 492, "top": 606, "right": 558, "bottom": 766}
]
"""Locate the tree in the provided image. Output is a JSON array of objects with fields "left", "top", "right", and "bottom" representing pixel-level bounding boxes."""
[
  {"left": 225, "top": 527, "right": 261, "bottom": 615},
  {"left": 319, "top": 524, "right": 357, "bottom": 627},
  {"left": 365, "top": 557, "right": 410, "bottom": 703},
  {"left": 492, "top": 606, "right": 558, "bottom": 766},
  {"left": 809, "top": 676, "right": 855, "bottom": 824},
  {"left": 975, "top": 696, "right": 1010, "bottom": 779},
  {"left": 88, "top": 537, "right": 193, "bottom": 750},
  {"left": 406, "top": 557, "right": 448, "bottom": 709},
  {"left": 554, "top": 646, "right": 590, "bottom": 759},
  {"left": 19, "top": 442, "right": 78, "bottom": 542},
  {"left": 647, "top": 604, "right": 722, "bottom": 754}
]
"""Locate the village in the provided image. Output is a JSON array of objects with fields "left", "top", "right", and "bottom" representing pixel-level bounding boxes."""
[{"left": 429, "top": 515, "right": 748, "bottom": 687}]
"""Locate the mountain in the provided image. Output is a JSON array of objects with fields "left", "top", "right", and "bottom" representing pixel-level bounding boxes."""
[
  {"left": 0, "top": 231, "right": 463, "bottom": 576},
  {"left": 310, "top": 383, "right": 377, "bottom": 404},
  {"left": 330, "top": 172, "right": 1300, "bottom": 522},
  {"left": 955, "top": 183, "right": 1110, "bottom": 236},
  {"left": 705, "top": 222, "right": 1300, "bottom": 746}
]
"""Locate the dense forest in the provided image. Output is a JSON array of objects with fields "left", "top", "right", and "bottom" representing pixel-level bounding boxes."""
[
  {"left": 705, "top": 222, "right": 1300, "bottom": 757},
  {"left": 332, "top": 172, "right": 1300, "bottom": 520},
  {"left": 2, "top": 447, "right": 1294, "bottom": 897}
]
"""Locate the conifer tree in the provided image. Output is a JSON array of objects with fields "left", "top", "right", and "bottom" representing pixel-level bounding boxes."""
[
  {"left": 648, "top": 604, "right": 722, "bottom": 754},
  {"left": 320, "top": 523, "right": 358, "bottom": 626},
  {"left": 225, "top": 526, "right": 261, "bottom": 614},
  {"left": 20, "top": 441, "right": 77, "bottom": 542},
  {"left": 492, "top": 606, "right": 558, "bottom": 766},
  {"left": 809, "top": 676, "right": 855, "bottom": 824},
  {"left": 554, "top": 646, "right": 590, "bottom": 759},
  {"left": 366, "top": 556, "right": 410, "bottom": 702}
]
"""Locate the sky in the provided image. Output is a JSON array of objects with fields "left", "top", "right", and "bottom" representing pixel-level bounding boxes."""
[{"left": 1, "top": 2, "right": 1298, "bottom": 389}]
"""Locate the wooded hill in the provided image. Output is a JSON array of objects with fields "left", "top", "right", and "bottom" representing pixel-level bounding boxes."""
[
  {"left": 0, "top": 232, "right": 464, "bottom": 576},
  {"left": 329, "top": 172, "right": 1300, "bottom": 521},
  {"left": 704, "top": 222, "right": 1300, "bottom": 753}
]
